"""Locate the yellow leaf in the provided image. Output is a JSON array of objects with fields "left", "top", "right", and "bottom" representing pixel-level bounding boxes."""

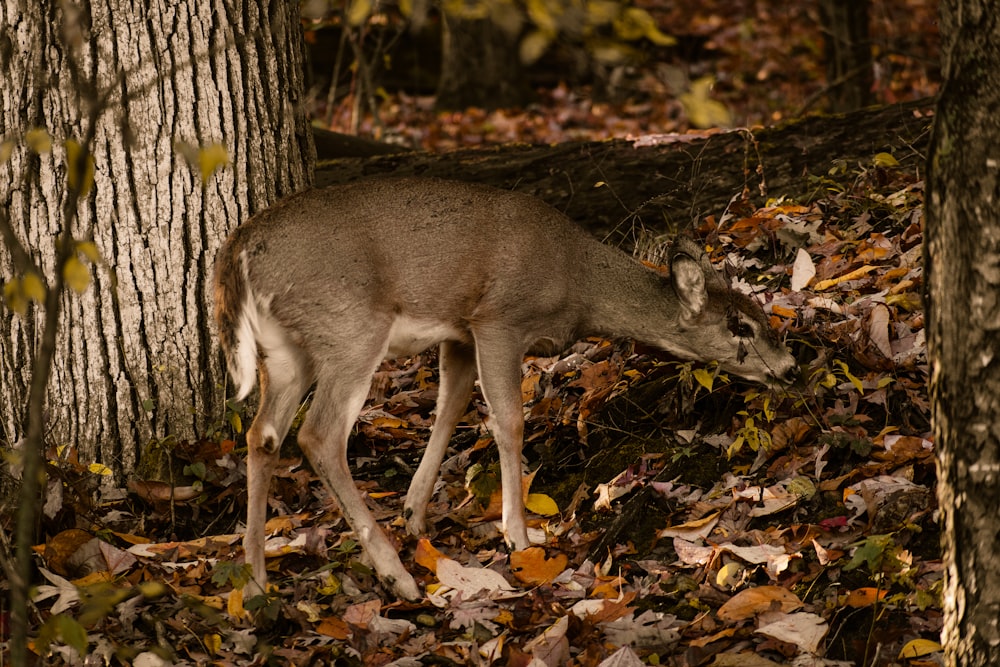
[
  {"left": 3, "top": 278, "right": 27, "bottom": 315},
  {"left": 347, "top": 0, "right": 372, "bottom": 25},
  {"left": 76, "top": 241, "right": 101, "bottom": 263},
  {"left": 525, "top": 493, "right": 559, "bottom": 516},
  {"left": 203, "top": 633, "right": 221, "bottom": 655},
  {"left": 873, "top": 152, "right": 899, "bottom": 168},
  {"left": 519, "top": 29, "right": 551, "bottom": 64},
  {"left": 898, "top": 638, "right": 943, "bottom": 659},
  {"left": 526, "top": 0, "right": 558, "bottom": 34},
  {"left": 680, "top": 77, "right": 732, "bottom": 128},
  {"left": 25, "top": 128, "right": 52, "bottom": 153},
  {"left": 586, "top": 0, "right": 619, "bottom": 25},
  {"left": 22, "top": 272, "right": 47, "bottom": 302},
  {"left": 716, "top": 562, "right": 742, "bottom": 588},
  {"left": 614, "top": 7, "right": 675, "bottom": 46},
  {"left": 0, "top": 139, "right": 14, "bottom": 164},
  {"left": 64, "top": 139, "right": 95, "bottom": 197},
  {"left": 88, "top": 463, "right": 113, "bottom": 476},
  {"left": 198, "top": 144, "right": 229, "bottom": 184},
  {"left": 63, "top": 255, "right": 91, "bottom": 293},
  {"left": 692, "top": 368, "right": 715, "bottom": 391},
  {"left": 316, "top": 572, "right": 341, "bottom": 596},
  {"left": 227, "top": 586, "right": 247, "bottom": 620}
]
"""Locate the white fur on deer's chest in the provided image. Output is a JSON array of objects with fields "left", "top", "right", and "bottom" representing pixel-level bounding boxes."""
[{"left": 385, "top": 315, "right": 468, "bottom": 357}]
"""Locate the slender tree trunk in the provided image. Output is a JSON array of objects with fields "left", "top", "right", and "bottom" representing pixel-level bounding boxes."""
[
  {"left": 0, "top": 0, "right": 313, "bottom": 478},
  {"left": 819, "top": 0, "right": 873, "bottom": 111},
  {"left": 436, "top": 13, "right": 531, "bottom": 110},
  {"left": 925, "top": 1, "right": 1000, "bottom": 664}
]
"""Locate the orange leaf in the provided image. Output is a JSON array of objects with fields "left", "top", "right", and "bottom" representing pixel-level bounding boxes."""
[
  {"left": 845, "top": 587, "right": 887, "bottom": 608},
  {"left": 510, "top": 547, "right": 568, "bottom": 586},
  {"left": 771, "top": 304, "right": 797, "bottom": 319},
  {"left": 414, "top": 538, "right": 447, "bottom": 574},
  {"left": 717, "top": 585, "right": 803, "bottom": 622}
]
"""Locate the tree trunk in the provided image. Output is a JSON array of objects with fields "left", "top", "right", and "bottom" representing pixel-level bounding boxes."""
[
  {"left": 925, "top": 2, "right": 1000, "bottom": 665},
  {"left": 436, "top": 13, "right": 531, "bottom": 110},
  {"left": 317, "top": 99, "right": 932, "bottom": 241},
  {"left": 819, "top": 0, "right": 873, "bottom": 111},
  {"left": 0, "top": 0, "right": 313, "bottom": 479}
]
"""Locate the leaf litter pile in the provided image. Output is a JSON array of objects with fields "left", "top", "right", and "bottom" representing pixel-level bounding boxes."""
[{"left": 21, "top": 157, "right": 937, "bottom": 666}]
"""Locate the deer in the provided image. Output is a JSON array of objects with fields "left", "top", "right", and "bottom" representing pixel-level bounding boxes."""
[{"left": 213, "top": 177, "right": 797, "bottom": 601}]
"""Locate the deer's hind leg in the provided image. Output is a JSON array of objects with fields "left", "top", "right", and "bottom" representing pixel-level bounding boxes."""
[
  {"left": 404, "top": 340, "right": 478, "bottom": 535},
  {"left": 297, "top": 335, "right": 422, "bottom": 601},
  {"left": 244, "top": 346, "right": 313, "bottom": 596}
]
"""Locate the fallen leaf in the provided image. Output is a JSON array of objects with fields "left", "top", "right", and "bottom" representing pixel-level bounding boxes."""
[
  {"left": 755, "top": 611, "right": 828, "bottom": 654},
  {"left": 717, "top": 585, "right": 802, "bottom": 622},
  {"left": 316, "top": 616, "right": 351, "bottom": 639},
  {"left": 415, "top": 538, "right": 448, "bottom": 574},
  {"left": 510, "top": 547, "right": 568, "bottom": 586},
  {"left": 657, "top": 511, "right": 720, "bottom": 540},
  {"left": 845, "top": 587, "right": 888, "bottom": 608},
  {"left": 898, "top": 638, "right": 943, "bottom": 658},
  {"left": 790, "top": 248, "right": 815, "bottom": 291},
  {"left": 436, "top": 558, "right": 514, "bottom": 597}
]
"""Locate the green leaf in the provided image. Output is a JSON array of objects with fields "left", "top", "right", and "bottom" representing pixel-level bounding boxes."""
[
  {"left": 844, "top": 534, "right": 893, "bottom": 572},
  {"left": 55, "top": 613, "right": 89, "bottom": 656}
]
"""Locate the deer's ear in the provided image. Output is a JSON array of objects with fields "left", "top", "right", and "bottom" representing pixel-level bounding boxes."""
[{"left": 671, "top": 252, "right": 708, "bottom": 318}]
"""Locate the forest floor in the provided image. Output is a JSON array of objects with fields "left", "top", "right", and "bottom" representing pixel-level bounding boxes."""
[{"left": 12, "top": 1, "right": 943, "bottom": 666}]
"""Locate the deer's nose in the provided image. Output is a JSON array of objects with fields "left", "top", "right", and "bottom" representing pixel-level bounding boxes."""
[{"left": 779, "top": 364, "right": 799, "bottom": 385}]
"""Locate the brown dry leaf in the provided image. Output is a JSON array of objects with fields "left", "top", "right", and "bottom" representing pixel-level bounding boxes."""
[
  {"left": 755, "top": 611, "right": 828, "bottom": 654},
  {"left": 343, "top": 599, "right": 381, "bottom": 628},
  {"left": 43, "top": 528, "right": 93, "bottom": 576},
  {"left": 657, "top": 510, "right": 721, "bottom": 541},
  {"left": 127, "top": 479, "right": 200, "bottom": 503},
  {"left": 316, "top": 616, "right": 351, "bottom": 639},
  {"left": 688, "top": 626, "right": 737, "bottom": 648},
  {"left": 769, "top": 417, "right": 813, "bottom": 451},
  {"left": 717, "top": 585, "right": 803, "bottom": 622},
  {"left": 510, "top": 547, "right": 568, "bottom": 586}
]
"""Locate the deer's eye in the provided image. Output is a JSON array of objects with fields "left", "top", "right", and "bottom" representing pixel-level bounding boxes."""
[{"left": 735, "top": 322, "right": 754, "bottom": 338}]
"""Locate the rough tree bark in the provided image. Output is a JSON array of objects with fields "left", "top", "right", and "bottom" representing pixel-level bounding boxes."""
[
  {"left": 925, "top": 1, "right": 1000, "bottom": 665},
  {"left": 317, "top": 99, "right": 932, "bottom": 241},
  {"left": 0, "top": 1, "right": 313, "bottom": 478}
]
